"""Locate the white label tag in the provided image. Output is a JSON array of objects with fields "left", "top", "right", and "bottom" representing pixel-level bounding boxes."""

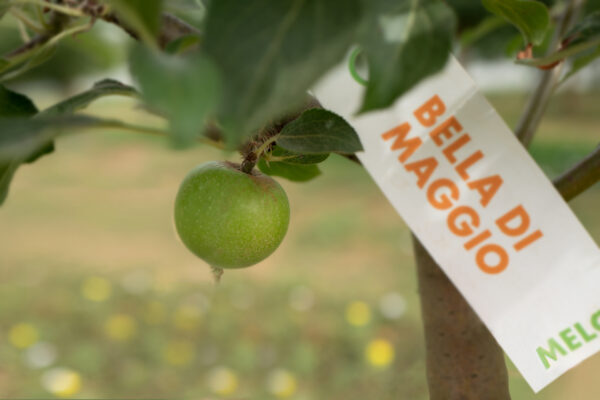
[{"left": 313, "top": 55, "right": 600, "bottom": 392}]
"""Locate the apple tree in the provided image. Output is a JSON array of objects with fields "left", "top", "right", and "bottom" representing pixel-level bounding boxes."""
[{"left": 1, "top": 0, "right": 599, "bottom": 399}]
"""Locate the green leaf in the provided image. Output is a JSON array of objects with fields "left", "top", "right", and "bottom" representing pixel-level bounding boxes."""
[
  {"left": 562, "top": 46, "right": 600, "bottom": 82},
  {"left": 0, "top": 1, "right": 10, "bottom": 19},
  {"left": 104, "top": 0, "right": 163, "bottom": 43},
  {"left": 258, "top": 158, "right": 321, "bottom": 182},
  {"left": 129, "top": 45, "right": 221, "bottom": 148},
  {"left": 0, "top": 84, "right": 41, "bottom": 205},
  {"left": 277, "top": 109, "right": 362, "bottom": 155},
  {"left": 0, "top": 45, "right": 57, "bottom": 81},
  {"left": 0, "top": 117, "right": 65, "bottom": 205},
  {"left": 0, "top": 116, "right": 108, "bottom": 160},
  {"left": 0, "top": 85, "right": 54, "bottom": 163},
  {"left": 561, "top": 11, "right": 600, "bottom": 83},
  {"left": 165, "top": 34, "right": 202, "bottom": 55},
  {"left": 0, "top": 162, "right": 20, "bottom": 206},
  {"left": 460, "top": 15, "right": 506, "bottom": 49},
  {"left": 516, "top": 12, "right": 600, "bottom": 70},
  {"left": 204, "top": 0, "right": 361, "bottom": 143},
  {"left": 268, "top": 146, "right": 329, "bottom": 165},
  {"left": 481, "top": 0, "right": 549, "bottom": 46},
  {"left": 358, "top": 0, "right": 456, "bottom": 113},
  {"left": 41, "top": 79, "right": 138, "bottom": 116},
  {"left": 0, "top": 116, "right": 120, "bottom": 205},
  {"left": 0, "top": 85, "right": 37, "bottom": 117},
  {"left": 564, "top": 11, "right": 600, "bottom": 45}
]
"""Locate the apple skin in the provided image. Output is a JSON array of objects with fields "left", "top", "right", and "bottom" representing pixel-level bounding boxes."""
[{"left": 174, "top": 161, "right": 290, "bottom": 269}]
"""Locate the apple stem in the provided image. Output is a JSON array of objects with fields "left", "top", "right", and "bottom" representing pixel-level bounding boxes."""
[{"left": 240, "top": 154, "right": 257, "bottom": 174}]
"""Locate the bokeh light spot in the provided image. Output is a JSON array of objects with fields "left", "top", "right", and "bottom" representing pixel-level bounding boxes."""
[
  {"left": 144, "top": 300, "right": 167, "bottom": 325},
  {"left": 379, "top": 292, "right": 407, "bottom": 320},
  {"left": 172, "top": 304, "right": 202, "bottom": 332},
  {"left": 81, "top": 276, "right": 112, "bottom": 302},
  {"left": 365, "top": 339, "right": 395, "bottom": 368},
  {"left": 104, "top": 314, "right": 137, "bottom": 341},
  {"left": 163, "top": 340, "right": 195, "bottom": 366},
  {"left": 207, "top": 366, "right": 238, "bottom": 396},
  {"left": 9, "top": 323, "right": 39, "bottom": 349},
  {"left": 41, "top": 367, "right": 82, "bottom": 398},
  {"left": 266, "top": 368, "right": 298, "bottom": 398},
  {"left": 289, "top": 285, "right": 315, "bottom": 312},
  {"left": 25, "top": 342, "right": 57, "bottom": 369},
  {"left": 345, "top": 301, "right": 372, "bottom": 327}
]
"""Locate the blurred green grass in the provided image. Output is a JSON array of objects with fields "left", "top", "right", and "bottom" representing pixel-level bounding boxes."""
[{"left": 0, "top": 92, "right": 598, "bottom": 399}]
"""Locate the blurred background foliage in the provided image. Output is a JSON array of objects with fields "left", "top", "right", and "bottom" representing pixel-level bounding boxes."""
[
  {"left": 0, "top": 92, "right": 598, "bottom": 399},
  {"left": 0, "top": 22, "right": 124, "bottom": 88},
  {"left": 0, "top": 0, "right": 599, "bottom": 399}
]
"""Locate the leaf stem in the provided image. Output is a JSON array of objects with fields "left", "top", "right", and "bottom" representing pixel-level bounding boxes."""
[
  {"left": 516, "top": 39, "right": 600, "bottom": 68},
  {"left": 1, "top": 18, "right": 93, "bottom": 82},
  {"left": 10, "top": 8, "right": 44, "bottom": 33},
  {"left": 94, "top": 119, "right": 226, "bottom": 152},
  {"left": 254, "top": 135, "right": 279, "bottom": 158},
  {"left": 263, "top": 155, "right": 294, "bottom": 162},
  {"left": 8, "top": 0, "right": 86, "bottom": 17},
  {"left": 99, "top": 121, "right": 167, "bottom": 136},
  {"left": 16, "top": 18, "right": 31, "bottom": 42},
  {"left": 36, "top": 3, "right": 51, "bottom": 30}
]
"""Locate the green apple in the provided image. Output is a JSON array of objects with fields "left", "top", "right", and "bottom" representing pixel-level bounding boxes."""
[{"left": 174, "top": 161, "right": 290, "bottom": 269}]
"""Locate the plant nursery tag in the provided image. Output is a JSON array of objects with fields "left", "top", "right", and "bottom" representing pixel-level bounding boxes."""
[{"left": 313, "top": 54, "right": 600, "bottom": 392}]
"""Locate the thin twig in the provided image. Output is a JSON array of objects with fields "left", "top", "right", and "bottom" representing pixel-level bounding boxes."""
[
  {"left": 5, "top": 32, "right": 52, "bottom": 58},
  {"left": 515, "top": 0, "right": 584, "bottom": 147},
  {"left": 157, "top": 13, "right": 201, "bottom": 48},
  {"left": 100, "top": 12, "right": 139, "bottom": 41},
  {"left": 100, "top": 12, "right": 201, "bottom": 48},
  {"left": 2, "top": 20, "right": 92, "bottom": 82},
  {"left": 514, "top": 67, "right": 561, "bottom": 147}
]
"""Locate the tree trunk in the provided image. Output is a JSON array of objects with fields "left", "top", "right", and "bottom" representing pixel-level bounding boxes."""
[{"left": 413, "top": 236, "right": 511, "bottom": 400}]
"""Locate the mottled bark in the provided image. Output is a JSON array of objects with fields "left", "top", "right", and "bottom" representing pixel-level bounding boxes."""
[{"left": 413, "top": 237, "right": 511, "bottom": 400}]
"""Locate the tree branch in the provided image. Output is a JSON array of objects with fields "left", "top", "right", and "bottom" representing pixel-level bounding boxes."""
[
  {"left": 413, "top": 237, "right": 511, "bottom": 399},
  {"left": 157, "top": 13, "right": 201, "bottom": 48},
  {"left": 100, "top": 12, "right": 201, "bottom": 48},
  {"left": 514, "top": 67, "right": 560, "bottom": 147},
  {"left": 554, "top": 144, "right": 600, "bottom": 201}
]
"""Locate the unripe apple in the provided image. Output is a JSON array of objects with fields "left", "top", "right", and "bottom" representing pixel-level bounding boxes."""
[{"left": 174, "top": 161, "right": 290, "bottom": 269}]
